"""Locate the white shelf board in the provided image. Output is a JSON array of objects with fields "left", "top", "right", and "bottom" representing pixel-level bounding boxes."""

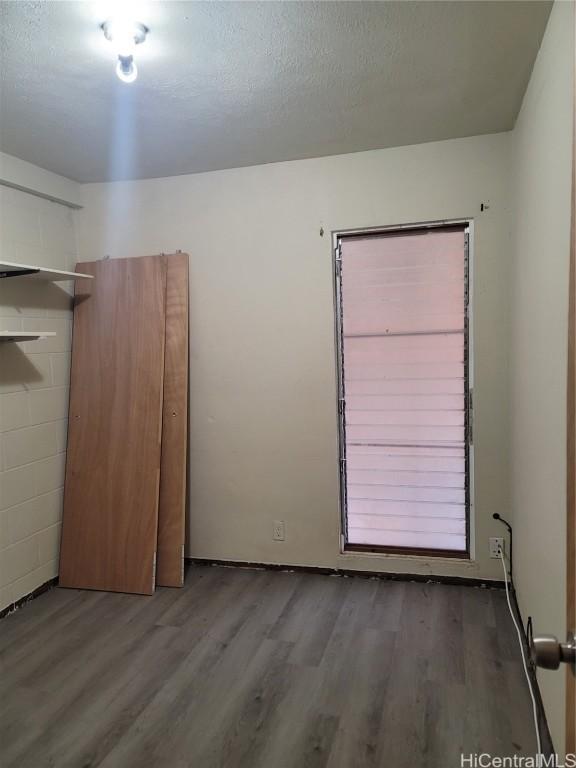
[
  {"left": 0, "top": 331, "right": 57, "bottom": 342},
  {"left": 0, "top": 260, "right": 93, "bottom": 281}
]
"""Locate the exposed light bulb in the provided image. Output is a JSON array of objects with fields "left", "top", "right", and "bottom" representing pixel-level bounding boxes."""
[
  {"left": 102, "top": 18, "right": 147, "bottom": 53},
  {"left": 116, "top": 55, "right": 138, "bottom": 84},
  {"left": 106, "top": 19, "right": 138, "bottom": 56},
  {"left": 101, "top": 18, "right": 148, "bottom": 83}
]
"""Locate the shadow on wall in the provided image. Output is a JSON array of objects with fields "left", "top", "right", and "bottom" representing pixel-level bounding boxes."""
[
  {"left": 0, "top": 345, "right": 47, "bottom": 387},
  {"left": 0, "top": 279, "right": 73, "bottom": 386},
  {"left": 0, "top": 280, "right": 72, "bottom": 315}
]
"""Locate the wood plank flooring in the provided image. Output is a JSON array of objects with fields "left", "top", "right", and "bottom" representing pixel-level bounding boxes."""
[{"left": 0, "top": 566, "right": 537, "bottom": 767}]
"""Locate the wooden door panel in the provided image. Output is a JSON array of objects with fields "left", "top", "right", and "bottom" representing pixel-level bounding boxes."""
[
  {"left": 59, "top": 256, "right": 166, "bottom": 595},
  {"left": 156, "top": 253, "right": 189, "bottom": 587},
  {"left": 567, "top": 6, "right": 575, "bottom": 749}
]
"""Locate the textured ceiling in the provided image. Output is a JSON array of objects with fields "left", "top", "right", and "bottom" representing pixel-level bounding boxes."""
[{"left": 0, "top": 1, "right": 551, "bottom": 183}]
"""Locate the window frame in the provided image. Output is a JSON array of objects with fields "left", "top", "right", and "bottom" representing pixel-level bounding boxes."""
[{"left": 332, "top": 219, "right": 474, "bottom": 559}]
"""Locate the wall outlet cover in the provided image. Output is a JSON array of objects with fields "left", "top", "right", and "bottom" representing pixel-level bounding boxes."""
[
  {"left": 273, "top": 520, "right": 285, "bottom": 541},
  {"left": 489, "top": 537, "right": 504, "bottom": 558}
]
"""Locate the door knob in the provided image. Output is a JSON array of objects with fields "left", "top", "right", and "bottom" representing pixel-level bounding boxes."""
[{"left": 531, "top": 632, "right": 575, "bottom": 670}]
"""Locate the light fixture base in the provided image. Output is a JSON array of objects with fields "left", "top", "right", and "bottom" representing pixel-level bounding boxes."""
[{"left": 116, "top": 55, "right": 138, "bottom": 84}]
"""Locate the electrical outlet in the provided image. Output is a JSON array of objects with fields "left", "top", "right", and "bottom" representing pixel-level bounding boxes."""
[
  {"left": 273, "top": 521, "right": 285, "bottom": 541},
  {"left": 489, "top": 537, "right": 504, "bottom": 558}
]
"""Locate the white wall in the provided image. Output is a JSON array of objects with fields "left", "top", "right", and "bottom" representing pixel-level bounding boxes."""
[
  {"left": 77, "top": 132, "right": 512, "bottom": 582},
  {"left": 0, "top": 159, "right": 80, "bottom": 612},
  {"left": 0, "top": 152, "right": 82, "bottom": 208},
  {"left": 509, "top": 0, "right": 574, "bottom": 752}
]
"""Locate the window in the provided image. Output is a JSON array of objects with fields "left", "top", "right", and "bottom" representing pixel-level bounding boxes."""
[{"left": 335, "top": 224, "right": 470, "bottom": 556}]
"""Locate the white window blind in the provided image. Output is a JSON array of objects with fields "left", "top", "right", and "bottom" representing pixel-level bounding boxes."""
[{"left": 339, "top": 227, "right": 468, "bottom": 553}]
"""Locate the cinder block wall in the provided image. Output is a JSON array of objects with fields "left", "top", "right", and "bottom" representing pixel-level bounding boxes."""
[{"left": 0, "top": 184, "right": 77, "bottom": 611}]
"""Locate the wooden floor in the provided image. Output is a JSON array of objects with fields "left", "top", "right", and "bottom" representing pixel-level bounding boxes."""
[{"left": 0, "top": 565, "right": 536, "bottom": 768}]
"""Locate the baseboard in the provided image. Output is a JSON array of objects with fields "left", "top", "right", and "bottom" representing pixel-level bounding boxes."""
[
  {"left": 186, "top": 557, "right": 505, "bottom": 589},
  {"left": 0, "top": 577, "right": 58, "bottom": 621}
]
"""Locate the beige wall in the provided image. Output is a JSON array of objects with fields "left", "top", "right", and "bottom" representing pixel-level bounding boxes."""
[
  {"left": 77, "top": 132, "right": 512, "bottom": 582},
  {"left": 2, "top": 4, "right": 570, "bottom": 742},
  {"left": 0, "top": 161, "right": 80, "bottom": 612},
  {"left": 509, "top": 0, "right": 574, "bottom": 752}
]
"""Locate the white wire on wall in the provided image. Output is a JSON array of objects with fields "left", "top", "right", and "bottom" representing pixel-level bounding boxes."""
[{"left": 499, "top": 546, "right": 543, "bottom": 765}]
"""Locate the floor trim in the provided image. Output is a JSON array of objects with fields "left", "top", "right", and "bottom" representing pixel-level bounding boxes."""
[
  {"left": 186, "top": 557, "right": 505, "bottom": 589},
  {"left": 0, "top": 576, "right": 58, "bottom": 620}
]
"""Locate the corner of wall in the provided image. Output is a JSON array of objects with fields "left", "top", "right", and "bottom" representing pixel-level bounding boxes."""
[
  {"left": 508, "top": 0, "right": 574, "bottom": 753},
  {"left": 0, "top": 160, "right": 81, "bottom": 613}
]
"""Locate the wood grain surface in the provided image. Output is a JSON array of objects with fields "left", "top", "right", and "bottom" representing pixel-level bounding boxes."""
[
  {"left": 567, "top": 10, "right": 576, "bottom": 748},
  {"left": 0, "top": 568, "right": 538, "bottom": 767},
  {"left": 156, "top": 253, "right": 189, "bottom": 587},
  {"left": 59, "top": 256, "right": 166, "bottom": 595}
]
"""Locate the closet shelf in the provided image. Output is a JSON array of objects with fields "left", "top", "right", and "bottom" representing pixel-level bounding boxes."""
[
  {"left": 0, "top": 331, "right": 57, "bottom": 342},
  {"left": 0, "top": 261, "right": 93, "bottom": 281}
]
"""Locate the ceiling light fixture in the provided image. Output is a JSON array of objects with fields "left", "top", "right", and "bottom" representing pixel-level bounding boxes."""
[
  {"left": 116, "top": 56, "right": 138, "bottom": 84},
  {"left": 101, "top": 18, "right": 148, "bottom": 84}
]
